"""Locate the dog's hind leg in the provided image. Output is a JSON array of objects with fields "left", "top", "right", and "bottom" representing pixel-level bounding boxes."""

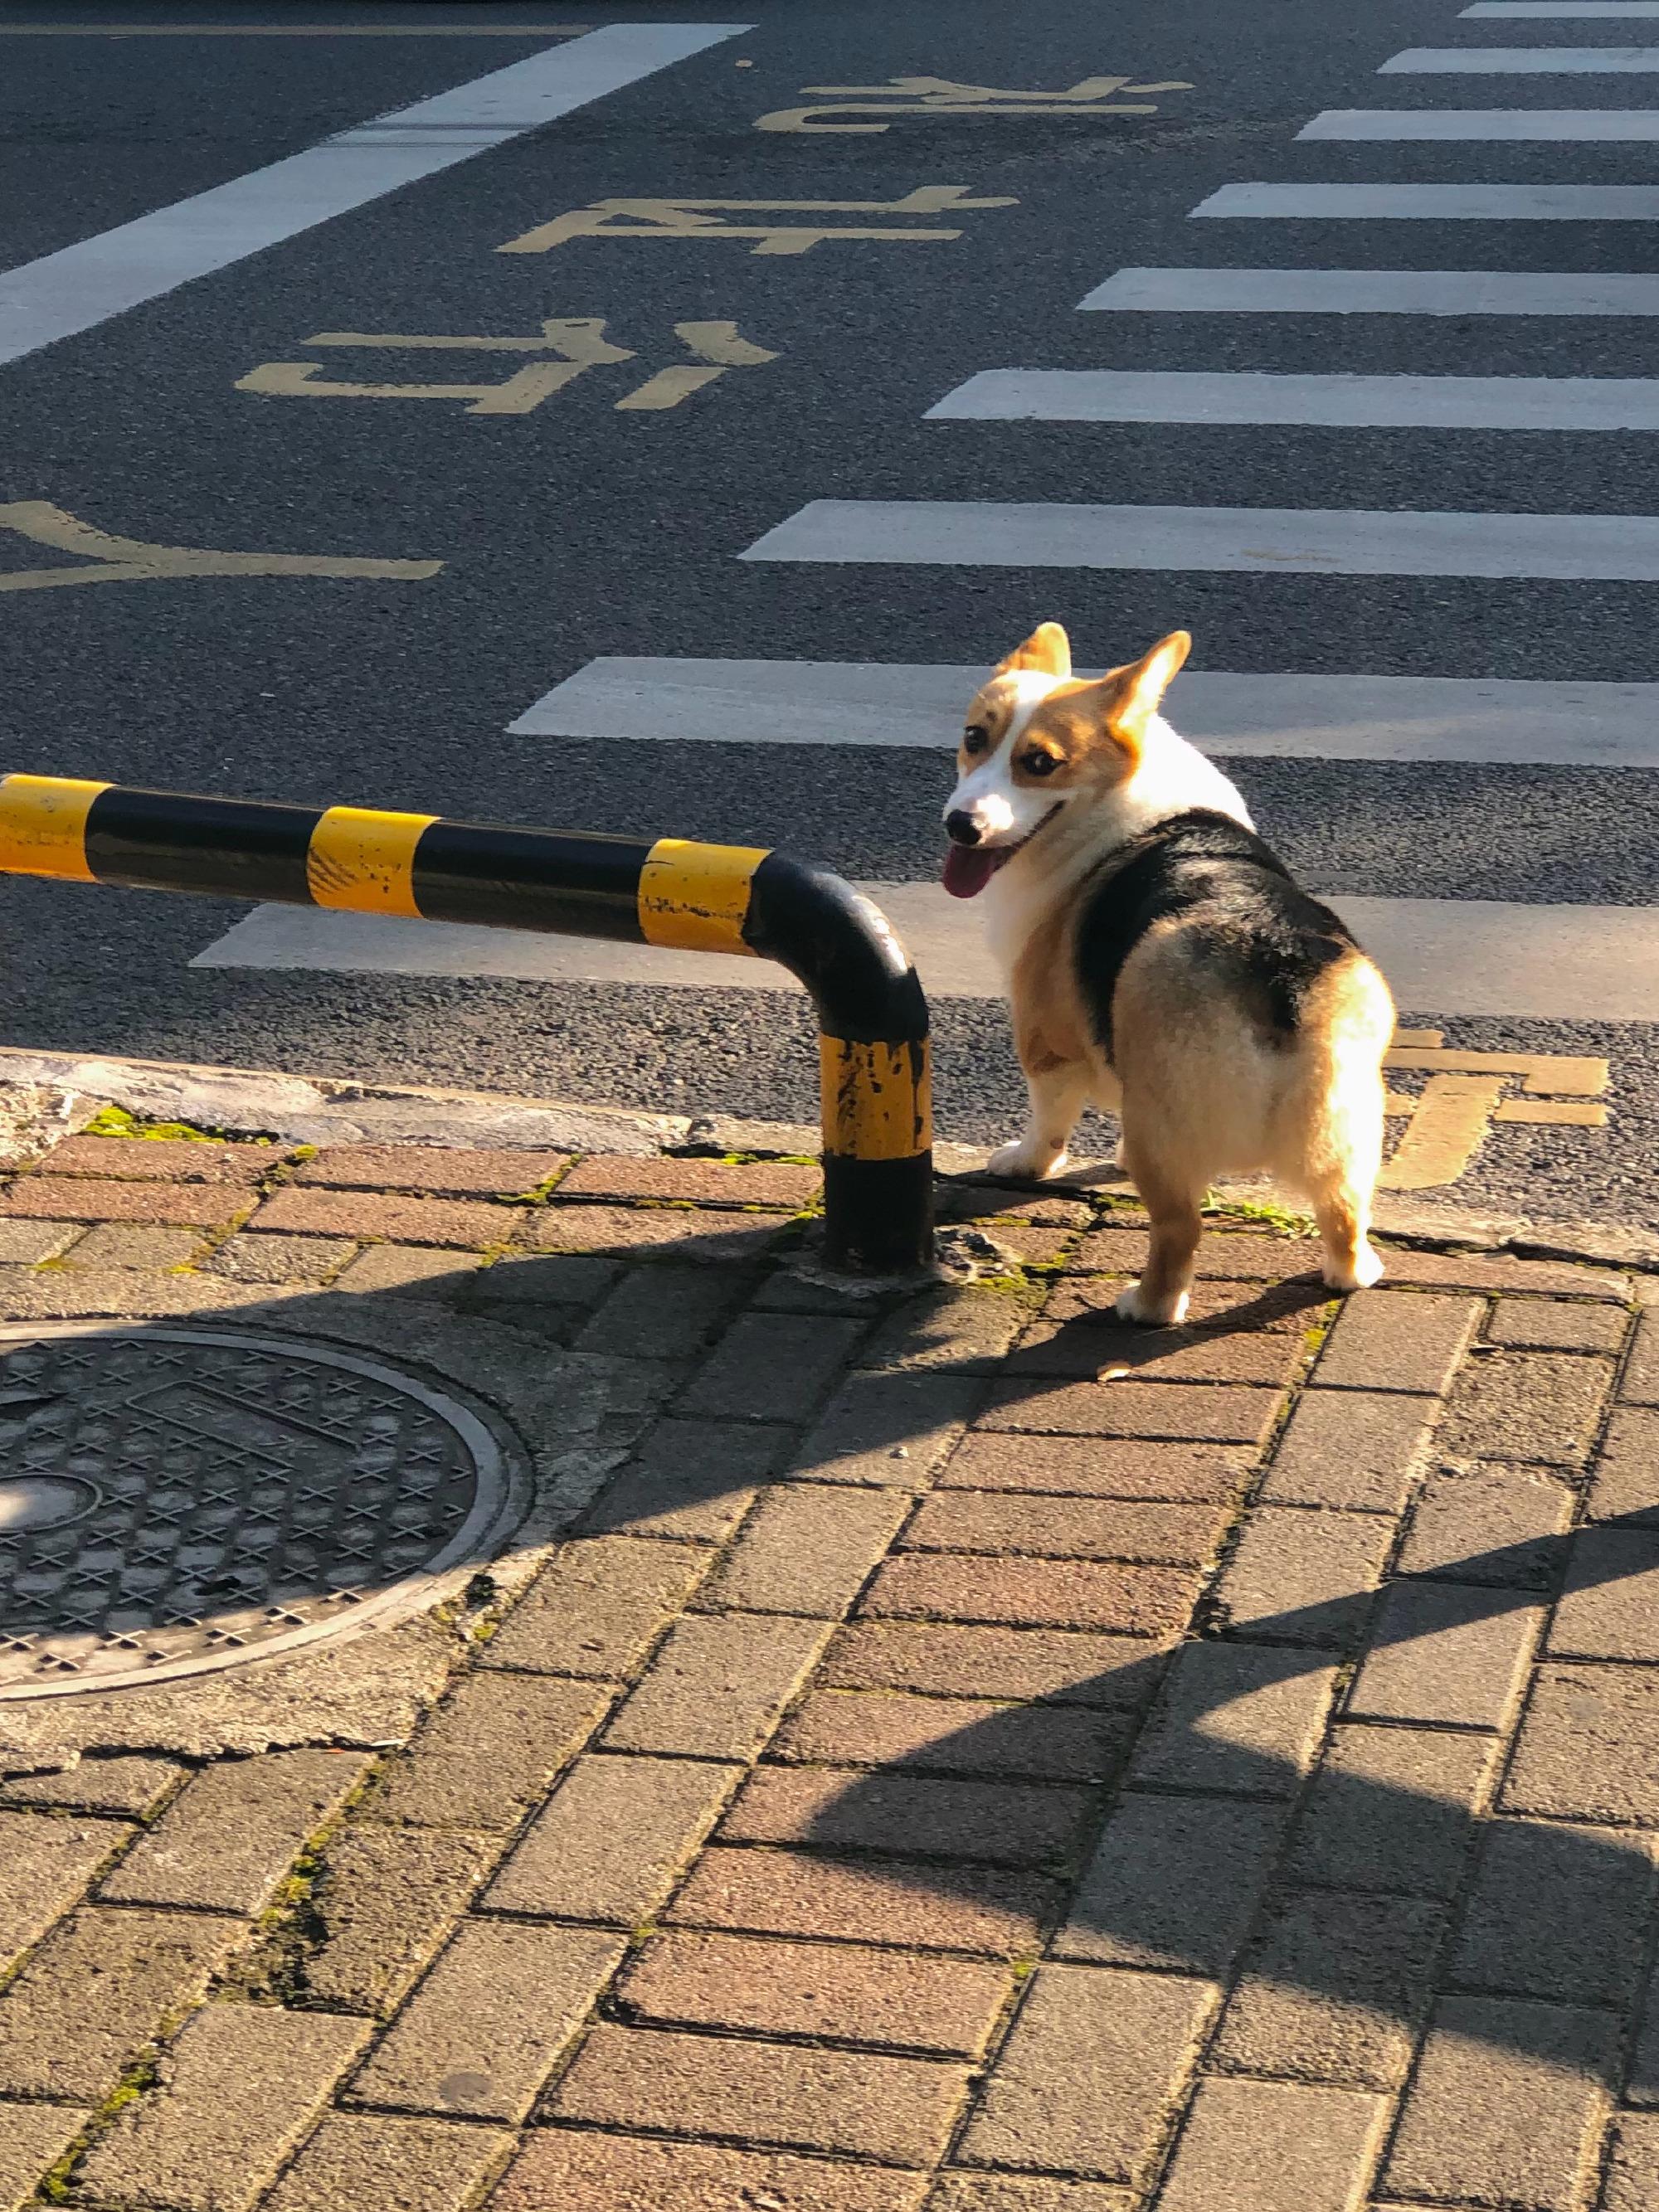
[
  {"left": 1115, "top": 1126, "right": 1205, "bottom": 1326},
  {"left": 989, "top": 1057, "right": 1091, "bottom": 1182}
]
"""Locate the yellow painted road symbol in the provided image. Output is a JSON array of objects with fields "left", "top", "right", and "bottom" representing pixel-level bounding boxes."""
[
  {"left": 757, "top": 74, "right": 1192, "bottom": 134},
  {"left": 0, "top": 503, "right": 440, "bottom": 592},
  {"left": 1379, "top": 1031, "right": 1608, "bottom": 1190},
  {"left": 498, "top": 186, "right": 1016, "bottom": 258},
  {"left": 238, "top": 318, "right": 778, "bottom": 416}
]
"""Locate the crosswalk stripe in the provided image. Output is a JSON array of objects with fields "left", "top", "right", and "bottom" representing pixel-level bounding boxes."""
[
  {"left": 1301, "top": 107, "right": 1659, "bottom": 138},
  {"left": 0, "top": 23, "right": 747, "bottom": 369},
  {"left": 191, "top": 891, "right": 1659, "bottom": 1021},
  {"left": 1076, "top": 267, "right": 1659, "bottom": 314},
  {"left": 1382, "top": 43, "right": 1659, "bottom": 67},
  {"left": 926, "top": 369, "right": 1659, "bottom": 430},
  {"left": 1191, "top": 182, "right": 1659, "bottom": 218},
  {"left": 511, "top": 657, "right": 1659, "bottom": 767},
  {"left": 739, "top": 501, "right": 1659, "bottom": 580}
]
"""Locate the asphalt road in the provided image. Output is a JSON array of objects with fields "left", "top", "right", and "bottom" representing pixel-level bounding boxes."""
[{"left": 0, "top": 0, "right": 1656, "bottom": 1224}]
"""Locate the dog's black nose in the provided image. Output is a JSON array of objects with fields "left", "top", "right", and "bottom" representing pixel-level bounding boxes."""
[{"left": 946, "top": 811, "right": 981, "bottom": 847}]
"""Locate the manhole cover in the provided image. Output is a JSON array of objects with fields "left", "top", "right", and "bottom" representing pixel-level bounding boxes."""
[{"left": 0, "top": 1325, "right": 527, "bottom": 1699}]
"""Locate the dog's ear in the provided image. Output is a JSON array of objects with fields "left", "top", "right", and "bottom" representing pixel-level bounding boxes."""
[
  {"left": 994, "top": 621, "right": 1072, "bottom": 680},
  {"left": 1101, "top": 630, "right": 1190, "bottom": 744}
]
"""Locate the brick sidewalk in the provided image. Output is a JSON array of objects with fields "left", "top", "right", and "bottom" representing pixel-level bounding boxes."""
[{"left": 0, "top": 1110, "right": 1657, "bottom": 2211}]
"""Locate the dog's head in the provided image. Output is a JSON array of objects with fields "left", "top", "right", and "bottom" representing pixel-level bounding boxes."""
[{"left": 941, "top": 622, "right": 1191, "bottom": 898}]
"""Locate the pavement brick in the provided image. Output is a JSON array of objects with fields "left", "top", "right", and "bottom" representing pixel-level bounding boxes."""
[
  {"left": 295, "top": 1145, "right": 567, "bottom": 1194},
  {"left": 719, "top": 1765, "right": 1092, "bottom": 1869},
  {"left": 790, "top": 1371, "right": 983, "bottom": 1486},
  {"left": 927, "top": 2180, "right": 1132, "bottom": 2212},
  {"left": 461, "top": 1250, "right": 618, "bottom": 1309},
  {"left": 486, "top": 2129, "right": 928, "bottom": 2212},
  {"left": 941, "top": 1184, "right": 1096, "bottom": 1230},
  {"left": 0, "top": 2102, "right": 89, "bottom": 2212},
  {"left": 1437, "top": 1349, "right": 1613, "bottom": 1467},
  {"left": 369, "top": 1674, "right": 606, "bottom": 1830},
  {"left": 63, "top": 1221, "right": 206, "bottom": 1268},
  {"left": 573, "top": 1262, "right": 746, "bottom": 1360},
  {"left": 616, "top": 1930, "right": 1010, "bottom": 2055},
  {"left": 0, "top": 1756, "right": 182, "bottom": 1817},
  {"left": 820, "top": 1621, "right": 1163, "bottom": 1707},
  {"left": 1590, "top": 1409, "right": 1659, "bottom": 1521},
  {"left": 1626, "top": 1970, "right": 1659, "bottom": 2107},
  {"left": 520, "top": 1203, "right": 790, "bottom": 1261},
  {"left": 1005, "top": 1310, "right": 1301, "bottom": 1385},
  {"left": 1131, "top": 1643, "right": 1338, "bottom": 1796},
  {"left": 938, "top": 1433, "right": 1250, "bottom": 1502},
  {"left": 683, "top": 1314, "right": 865, "bottom": 1422},
  {"left": 479, "top": 1534, "right": 709, "bottom": 1677},
  {"left": 248, "top": 1187, "right": 517, "bottom": 1247},
  {"left": 1312, "top": 1289, "right": 1481, "bottom": 1393},
  {"left": 581, "top": 1417, "right": 786, "bottom": 1544},
  {"left": 1345, "top": 1582, "right": 1541, "bottom": 1731},
  {"left": 1620, "top": 1311, "right": 1659, "bottom": 1403},
  {"left": 348, "top": 1921, "right": 625, "bottom": 2122},
  {"left": 1506, "top": 1664, "right": 1659, "bottom": 1822},
  {"left": 1288, "top": 1723, "right": 1497, "bottom": 1897},
  {"left": 306, "top": 1826, "right": 499, "bottom": 2015},
  {"left": 100, "top": 1748, "right": 371, "bottom": 1914},
  {"left": 771, "top": 1690, "right": 1134, "bottom": 1784},
  {"left": 1076, "top": 1228, "right": 1289, "bottom": 1279},
  {"left": 601, "top": 1613, "right": 830, "bottom": 1759},
  {"left": 856, "top": 1288, "right": 1032, "bottom": 1374},
  {"left": 1214, "top": 1889, "right": 1445, "bottom": 2089},
  {"left": 485, "top": 1754, "right": 740, "bottom": 1923},
  {"left": 1155, "top": 2079, "right": 1388, "bottom": 2212},
  {"left": 330, "top": 1244, "right": 482, "bottom": 1296},
  {"left": 1377, "top": 1249, "right": 1627, "bottom": 1299},
  {"left": 666, "top": 1846, "right": 1057, "bottom": 1957},
  {"left": 1056, "top": 1793, "right": 1287, "bottom": 1976},
  {"left": 0, "top": 1907, "right": 244, "bottom": 2100},
  {"left": 77, "top": 2002, "right": 369, "bottom": 2212},
  {"left": 0, "top": 1811, "right": 129, "bottom": 1969},
  {"left": 1550, "top": 1527, "right": 1659, "bottom": 1661},
  {"left": 1213, "top": 1506, "right": 1394, "bottom": 1646},
  {"left": 859, "top": 1553, "right": 1198, "bottom": 1636},
  {"left": 1602, "top": 2116, "right": 1659, "bottom": 2212},
  {"left": 1258, "top": 1388, "right": 1438, "bottom": 1512},
  {"left": 981, "top": 1378, "right": 1284, "bottom": 1443},
  {"left": 959, "top": 1964, "right": 1214, "bottom": 2184},
  {"left": 699, "top": 1485, "right": 909, "bottom": 1615},
  {"left": 36, "top": 1135, "right": 277, "bottom": 1184},
  {"left": 551, "top": 2021, "right": 967, "bottom": 2164},
  {"left": 0, "top": 1176, "right": 247, "bottom": 1228},
  {"left": 207, "top": 1232, "right": 353, "bottom": 1285},
  {"left": 0, "top": 1217, "right": 83, "bottom": 1262},
  {"left": 260, "top": 2112, "right": 513, "bottom": 2212},
  {"left": 902, "top": 1492, "right": 1229, "bottom": 1566},
  {"left": 1399, "top": 1464, "right": 1573, "bottom": 1587},
  {"left": 1382, "top": 1995, "right": 1618, "bottom": 2210},
  {"left": 1487, "top": 1296, "right": 1627, "bottom": 1353},
  {"left": 1449, "top": 1817, "right": 1657, "bottom": 2006},
  {"left": 555, "top": 1155, "right": 820, "bottom": 1208}
]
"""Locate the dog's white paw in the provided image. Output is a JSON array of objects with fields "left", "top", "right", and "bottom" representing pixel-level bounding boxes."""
[
  {"left": 1321, "top": 1242, "right": 1385, "bottom": 1293},
  {"left": 1115, "top": 1281, "right": 1190, "bottom": 1327},
  {"left": 988, "top": 1139, "right": 1067, "bottom": 1183}
]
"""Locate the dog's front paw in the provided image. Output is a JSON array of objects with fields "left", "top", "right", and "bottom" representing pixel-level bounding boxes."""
[
  {"left": 1115, "top": 1280, "right": 1190, "bottom": 1327},
  {"left": 1321, "top": 1242, "right": 1385, "bottom": 1293},
  {"left": 988, "top": 1139, "right": 1068, "bottom": 1183}
]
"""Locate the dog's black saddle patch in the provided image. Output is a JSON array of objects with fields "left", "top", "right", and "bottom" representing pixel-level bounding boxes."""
[{"left": 1074, "top": 809, "right": 1360, "bottom": 1065}]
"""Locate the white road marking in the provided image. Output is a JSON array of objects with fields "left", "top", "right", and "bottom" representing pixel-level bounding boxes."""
[
  {"left": 927, "top": 369, "right": 1659, "bottom": 429},
  {"left": 0, "top": 21, "right": 585, "bottom": 32},
  {"left": 192, "top": 890, "right": 1659, "bottom": 1020},
  {"left": 1191, "top": 182, "right": 1659, "bottom": 218},
  {"left": 739, "top": 500, "right": 1659, "bottom": 580},
  {"left": 1467, "top": 2, "right": 1659, "bottom": 12},
  {"left": 1383, "top": 43, "right": 1659, "bottom": 67},
  {"left": 0, "top": 24, "right": 748, "bottom": 369},
  {"left": 1302, "top": 106, "right": 1659, "bottom": 138},
  {"left": 510, "top": 657, "right": 1659, "bottom": 768},
  {"left": 1077, "top": 267, "right": 1659, "bottom": 314}
]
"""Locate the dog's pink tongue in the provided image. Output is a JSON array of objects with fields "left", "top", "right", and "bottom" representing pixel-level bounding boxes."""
[{"left": 943, "top": 843, "right": 996, "bottom": 900}]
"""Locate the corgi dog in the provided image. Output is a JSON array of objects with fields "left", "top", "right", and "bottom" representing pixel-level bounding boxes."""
[{"left": 942, "top": 620, "right": 1395, "bottom": 1325}]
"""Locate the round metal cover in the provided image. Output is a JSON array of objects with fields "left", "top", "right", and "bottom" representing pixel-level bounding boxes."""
[{"left": 0, "top": 1325, "right": 527, "bottom": 1699}]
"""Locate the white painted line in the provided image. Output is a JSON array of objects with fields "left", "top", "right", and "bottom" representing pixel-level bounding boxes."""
[
  {"left": 1467, "top": 3, "right": 1659, "bottom": 13},
  {"left": 739, "top": 500, "right": 1659, "bottom": 580},
  {"left": 1302, "top": 106, "right": 1659, "bottom": 137},
  {"left": 1078, "top": 267, "right": 1659, "bottom": 314},
  {"left": 927, "top": 369, "right": 1659, "bottom": 430},
  {"left": 1383, "top": 43, "right": 1659, "bottom": 67},
  {"left": 0, "top": 23, "right": 748, "bottom": 369},
  {"left": 1191, "top": 182, "right": 1659, "bottom": 218},
  {"left": 0, "top": 21, "right": 585, "bottom": 32},
  {"left": 512, "top": 657, "right": 1659, "bottom": 768},
  {"left": 192, "top": 889, "right": 1659, "bottom": 1020}
]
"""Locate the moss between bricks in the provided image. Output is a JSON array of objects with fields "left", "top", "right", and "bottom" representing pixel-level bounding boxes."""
[{"left": 80, "top": 1103, "right": 283, "bottom": 1149}]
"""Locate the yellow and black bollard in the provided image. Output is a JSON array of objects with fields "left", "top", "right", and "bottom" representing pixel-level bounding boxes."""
[{"left": 0, "top": 776, "right": 933, "bottom": 1274}]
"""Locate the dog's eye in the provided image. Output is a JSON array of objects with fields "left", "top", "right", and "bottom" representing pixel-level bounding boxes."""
[
  {"left": 1023, "top": 751, "right": 1060, "bottom": 776},
  {"left": 962, "top": 725, "right": 990, "bottom": 755}
]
